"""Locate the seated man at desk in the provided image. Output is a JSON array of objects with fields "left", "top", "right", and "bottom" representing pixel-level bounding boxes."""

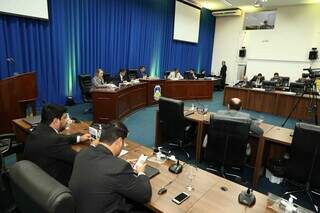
[
  {"left": 137, "top": 65, "right": 148, "bottom": 79},
  {"left": 270, "top": 72, "right": 282, "bottom": 86},
  {"left": 167, "top": 68, "right": 183, "bottom": 80},
  {"left": 216, "top": 98, "right": 263, "bottom": 136},
  {"left": 113, "top": 68, "right": 129, "bottom": 86},
  {"left": 92, "top": 68, "right": 106, "bottom": 88},
  {"left": 184, "top": 68, "right": 197, "bottom": 80},
  {"left": 250, "top": 73, "right": 265, "bottom": 87},
  {"left": 69, "top": 121, "right": 152, "bottom": 213},
  {"left": 24, "top": 104, "right": 91, "bottom": 186}
]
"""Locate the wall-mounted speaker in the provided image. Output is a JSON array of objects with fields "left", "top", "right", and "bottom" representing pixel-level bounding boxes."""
[
  {"left": 239, "top": 47, "right": 246, "bottom": 58},
  {"left": 309, "top": 48, "right": 318, "bottom": 60}
]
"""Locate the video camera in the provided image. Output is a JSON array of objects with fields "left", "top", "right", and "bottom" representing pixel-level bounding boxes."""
[{"left": 303, "top": 67, "right": 320, "bottom": 79}]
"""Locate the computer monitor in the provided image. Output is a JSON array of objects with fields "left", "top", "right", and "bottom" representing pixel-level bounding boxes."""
[
  {"left": 128, "top": 69, "right": 138, "bottom": 80},
  {"left": 262, "top": 80, "right": 276, "bottom": 91},
  {"left": 290, "top": 82, "right": 305, "bottom": 94}
]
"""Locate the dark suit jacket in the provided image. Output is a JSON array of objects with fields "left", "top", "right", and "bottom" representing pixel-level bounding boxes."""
[
  {"left": 113, "top": 74, "right": 130, "bottom": 86},
  {"left": 216, "top": 110, "right": 264, "bottom": 136},
  {"left": 220, "top": 65, "right": 227, "bottom": 79},
  {"left": 24, "top": 124, "right": 77, "bottom": 186},
  {"left": 69, "top": 144, "right": 152, "bottom": 213}
]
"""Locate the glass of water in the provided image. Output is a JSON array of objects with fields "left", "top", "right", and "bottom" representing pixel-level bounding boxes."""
[{"left": 186, "top": 165, "right": 197, "bottom": 191}]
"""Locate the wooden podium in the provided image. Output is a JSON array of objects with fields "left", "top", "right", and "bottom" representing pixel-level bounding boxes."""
[{"left": 0, "top": 72, "right": 37, "bottom": 134}]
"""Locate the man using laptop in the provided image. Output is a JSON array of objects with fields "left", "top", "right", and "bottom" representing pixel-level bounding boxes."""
[
  {"left": 24, "top": 104, "right": 91, "bottom": 186},
  {"left": 69, "top": 121, "right": 152, "bottom": 213}
]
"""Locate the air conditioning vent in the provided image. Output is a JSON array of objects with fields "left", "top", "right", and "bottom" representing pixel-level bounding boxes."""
[{"left": 212, "top": 9, "right": 242, "bottom": 17}]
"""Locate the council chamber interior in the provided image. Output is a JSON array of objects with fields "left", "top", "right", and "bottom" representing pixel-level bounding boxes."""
[{"left": 1, "top": 0, "right": 320, "bottom": 212}]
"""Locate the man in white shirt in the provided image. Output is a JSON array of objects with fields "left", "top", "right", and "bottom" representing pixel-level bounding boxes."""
[{"left": 167, "top": 68, "right": 183, "bottom": 80}]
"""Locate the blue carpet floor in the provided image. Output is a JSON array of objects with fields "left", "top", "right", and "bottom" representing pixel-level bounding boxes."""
[{"left": 4, "top": 91, "right": 318, "bottom": 211}]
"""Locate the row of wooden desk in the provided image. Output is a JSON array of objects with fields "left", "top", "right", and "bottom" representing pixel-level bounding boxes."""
[
  {"left": 92, "top": 79, "right": 214, "bottom": 123},
  {"left": 223, "top": 86, "right": 320, "bottom": 121},
  {"left": 12, "top": 118, "right": 275, "bottom": 213},
  {"left": 155, "top": 109, "right": 293, "bottom": 187}
]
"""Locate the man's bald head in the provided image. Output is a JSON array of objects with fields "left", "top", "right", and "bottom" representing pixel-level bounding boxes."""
[{"left": 228, "top": 98, "right": 242, "bottom": 111}]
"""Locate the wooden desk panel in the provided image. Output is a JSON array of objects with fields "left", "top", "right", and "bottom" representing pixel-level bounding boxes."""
[
  {"left": 224, "top": 86, "right": 320, "bottom": 121},
  {"left": 163, "top": 80, "right": 213, "bottom": 100},
  {"left": 140, "top": 79, "right": 165, "bottom": 105},
  {"left": 247, "top": 90, "right": 277, "bottom": 114},
  {"left": 92, "top": 83, "right": 148, "bottom": 123},
  {"left": 223, "top": 87, "right": 248, "bottom": 107}
]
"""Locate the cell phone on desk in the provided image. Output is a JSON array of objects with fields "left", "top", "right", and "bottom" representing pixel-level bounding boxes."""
[{"left": 172, "top": 192, "right": 190, "bottom": 205}]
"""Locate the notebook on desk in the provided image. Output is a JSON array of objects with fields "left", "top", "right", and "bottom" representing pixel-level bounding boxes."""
[{"left": 144, "top": 165, "right": 160, "bottom": 179}]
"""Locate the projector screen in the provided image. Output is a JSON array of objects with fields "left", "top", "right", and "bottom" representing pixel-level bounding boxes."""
[
  {"left": 0, "top": 0, "right": 48, "bottom": 20},
  {"left": 174, "top": 0, "right": 201, "bottom": 43}
]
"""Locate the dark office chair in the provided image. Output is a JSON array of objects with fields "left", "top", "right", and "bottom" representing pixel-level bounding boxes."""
[
  {"left": 9, "top": 160, "right": 75, "bottom": 213},
  {"left": 284, "top": 122, "right": 320, "bottom": 212},
  {"left": 127, "top": 69, "right": 138, "bottom": 80},
  {"left": 0, "top": 134, "right": 24, "bottom": 168},
  {"left": 280, "top": 76, "right": 290, "bottom": 87},
  {"left": 78, "top": 74, "right": 92, "bottom": 114},
  {"left": 158, "top": 97, "right": 194, "bottom": 159},
  {"left": 103, "top": 73, "right": 112, "bottom": 83},
  {"left": 0, "top": 134, "right": 20, "bottom": 213},
  {"left": 203, "top": 114, "right": 251, "bottom": 180}
]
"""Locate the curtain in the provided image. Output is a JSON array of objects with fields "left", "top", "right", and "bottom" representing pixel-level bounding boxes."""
[{"left": 0, "top": 0, "right": 215, "bottom": 104}]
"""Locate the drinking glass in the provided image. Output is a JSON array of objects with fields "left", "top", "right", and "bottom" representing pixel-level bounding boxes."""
[{"left": 186, "top": 165, "right": 197, "bottom": 191}]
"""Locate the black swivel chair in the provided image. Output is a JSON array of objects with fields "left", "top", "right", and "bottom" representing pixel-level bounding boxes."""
[
  {"left": 9, "top": 160, "right": 75, "bottom": 213},
  {"left": 0, "top": 134, "right": 22, "bottom": 213},
  {"left": 0, "top": 134, "right": 24, "bottom": 169},
  {"left": 284, "top": 122, "right": 320, "bottom": 212},
  {"left": 203, "top": 115, "right": 251, "bottom": 180},
  {"left": 78, "top": 74, "right": 92, "bottom": 114},
  {"left": 158, "top": 97, "right": 193, "bottom": 159}
]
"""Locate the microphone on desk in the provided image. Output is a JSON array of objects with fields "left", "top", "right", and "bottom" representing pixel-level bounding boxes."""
[{"left": 169, "top": 159, "right": 183, "bottom": 174}]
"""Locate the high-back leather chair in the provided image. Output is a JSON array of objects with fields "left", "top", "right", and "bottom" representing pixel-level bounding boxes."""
[
  {"left": 284, "top": 122, "right": 320, "bottom": 212},
  {"left": 78, "top": 74, "right": 92, "bottom": 103},
  {"left": 204, "top": 114, "right": 251, "bottom": 179},
  {"left": 9, "top": 160, "right": 75, "bottom": 213},
  {"left": 159, "top": 97, "right": 191, "bottom": 159}
]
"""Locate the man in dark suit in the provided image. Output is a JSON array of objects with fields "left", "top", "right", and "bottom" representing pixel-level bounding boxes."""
[
  {"left": 24, "top": 104, "right": 91, "bottom": 186},
  {"left": 69, "top": 121, "right": 152, "bottom": 213},
  {"left": 137, "top": 65, "right": 148, "bottom": 79},
  {"left": 250, "top": 73, "right": 265, "bottom": 88},
  {"left": 219, "top": 61, "right": 227, "bottom": 88},
  {"left": 184, "top": 68, "right": 197, "bottom": 80},
  {"left": 216, "top": 98, "right": 263, "bottom": 136},
  {"left": 113, "top": 68, "right": 130, "bottom": 86}
]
